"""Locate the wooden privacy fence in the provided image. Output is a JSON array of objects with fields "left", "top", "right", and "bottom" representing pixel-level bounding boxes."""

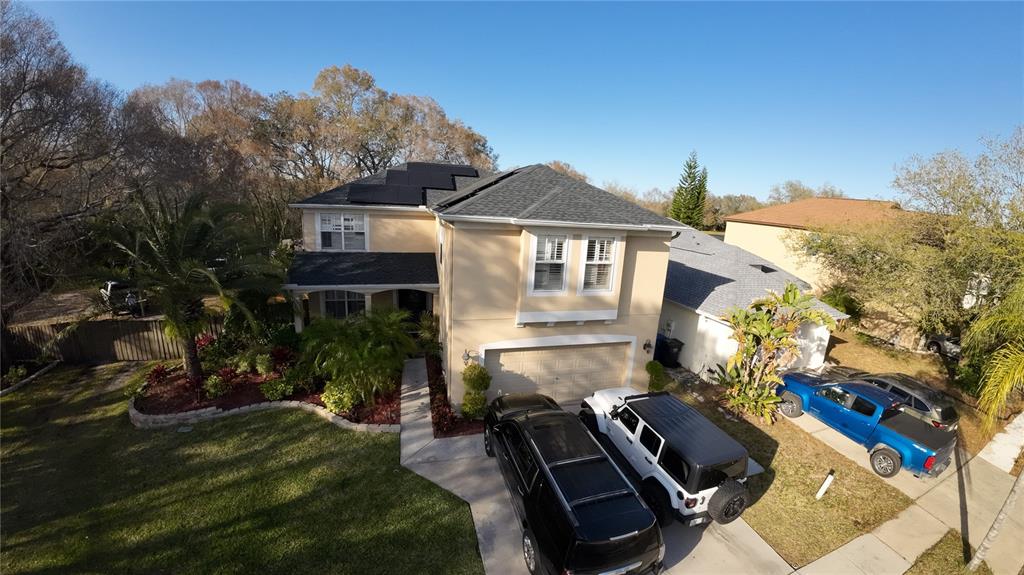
[{"left": 4, "top": 318, "right": 224, "bottom": 363}]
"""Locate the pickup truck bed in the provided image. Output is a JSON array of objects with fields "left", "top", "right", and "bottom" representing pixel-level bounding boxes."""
[{"left": 880, "top": 412, "right": 952, "bottom": 452}]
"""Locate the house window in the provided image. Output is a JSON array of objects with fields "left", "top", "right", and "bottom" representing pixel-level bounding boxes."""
[
  {"left": 319, "top": 212, "right": 366, "bottom": 251},
  {"left": 323, "top": 290, "right": 366, "bottom": 319},
  {"left": 533, "top": 235, "right": 567, "bottom": 292},
  {"left": 582, "top": 237, "right": 614, "bottom": 291}
]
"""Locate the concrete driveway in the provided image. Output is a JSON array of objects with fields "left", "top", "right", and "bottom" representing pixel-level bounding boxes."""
[{"left": 399, "top": 359, "right": 792, "bottom": 575}]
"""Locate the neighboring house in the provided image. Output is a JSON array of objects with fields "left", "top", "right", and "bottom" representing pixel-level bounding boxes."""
[
  {"left": 660, "top": 228, "right": 847, "bottom": 379},
  {"left": 284, "top": 162, "right": 685, "bottom": 408},
  {"left": 723, "top": 197, "right": 902, "bottom": 291}
]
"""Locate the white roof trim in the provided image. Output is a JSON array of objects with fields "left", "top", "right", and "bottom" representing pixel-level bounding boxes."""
[
  {"left": 284, "top": 283, "right": 439, "bottom": 291},
  {"left": 290, "top": 203, "right": 430, "bottom": 212},
  {"left": 436, "top": 213, "right": 686, "bottom": 233}
]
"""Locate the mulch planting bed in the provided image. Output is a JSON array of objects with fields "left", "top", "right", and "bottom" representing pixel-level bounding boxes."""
[
  {"left": 134, "top": 366, "right": 398, "bottom": 425},
  {"left": 425, "top": 355, "right": 484, "bottom": 438}
]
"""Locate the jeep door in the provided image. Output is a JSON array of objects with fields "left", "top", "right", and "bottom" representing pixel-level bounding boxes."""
[
  {"left": 607, "top": 406, "right": 641, "bottom": 468},
  {"left": 635, "top": 424, "right": 664, "bottom": 478}
]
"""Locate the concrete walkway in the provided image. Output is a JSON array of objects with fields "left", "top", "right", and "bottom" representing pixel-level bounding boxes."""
[
  {"left": 979, "top": 410, "right": 1024, "bottom": 473},
  {"left": 398, "top": 358, "right": 791, "bottom": 575},
  {"left": 788, "top": 412, "right": 1024, "bottom": 575}
]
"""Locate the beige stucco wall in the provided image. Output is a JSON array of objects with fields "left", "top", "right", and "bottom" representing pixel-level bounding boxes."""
[
  {"left": 723, "top": 221, "right": 827, "bottom": 291},
  {"left": 442, "top": 224, "right": 671, "bottom": 408},
  {"left": 300, "top": 208, "right": 436, "bottom": 252},
  {"left": 514, "top": 230, "right": 626, "bottom": 315}
]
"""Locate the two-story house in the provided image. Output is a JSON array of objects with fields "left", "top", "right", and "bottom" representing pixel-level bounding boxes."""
[{"left": 284, "top": 162, "right": 685, "bottom": 408}]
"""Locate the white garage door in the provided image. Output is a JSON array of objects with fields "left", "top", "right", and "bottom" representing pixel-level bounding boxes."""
[{"left": 484, "top": 343, "right": 630, "bottom": 404}]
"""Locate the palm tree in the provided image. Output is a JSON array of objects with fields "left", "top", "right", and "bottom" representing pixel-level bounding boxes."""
[
  {"left": 112, "top": 191, "right": 282, "bottom": 384},
  {"left": 963, "top": 280, "right": 1024, "bottom": 571}
]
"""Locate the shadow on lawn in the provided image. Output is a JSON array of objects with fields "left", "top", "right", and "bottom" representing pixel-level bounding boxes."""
[{"left": 1, "top": 365, "right": 482, "bottom": 575}]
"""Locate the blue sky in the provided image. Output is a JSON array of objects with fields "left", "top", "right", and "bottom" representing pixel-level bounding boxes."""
[{"left": 29, "top": 1, "right": 1023, "bottom": 200}]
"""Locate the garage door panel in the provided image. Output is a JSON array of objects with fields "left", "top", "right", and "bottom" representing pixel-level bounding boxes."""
[{"left": 485, "top": 343, "right": 629, "bottom": 404}]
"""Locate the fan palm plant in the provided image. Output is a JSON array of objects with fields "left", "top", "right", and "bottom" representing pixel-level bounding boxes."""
[
  {"left": 112, "top": 192, "right": 283, "bottom": 384},
  {"left": 964, "top": 280, "right": 1024, "bottom": 571}
]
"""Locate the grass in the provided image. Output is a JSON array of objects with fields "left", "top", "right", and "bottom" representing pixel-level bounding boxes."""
[
  {"left": 905, "top": 530, "right": 992, "bottom": 575},
  {"left": 827, "top": 329, "right": 1018, "bottom": 457},
  {"left": 1, "top": 364, "right": 483, "bottom": 575},
  {"left": 669, "top": 380, "right": 913, "bottom": 568}
]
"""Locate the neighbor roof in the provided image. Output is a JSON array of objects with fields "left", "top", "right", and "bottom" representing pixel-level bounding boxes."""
[
  {"left": 285, "top": 252, "right": 438, "bottom": 287},
  {"left": 435, "top": 164, "right": 685, "bottom": 231},
  {"left": 663, "top": 229, "right": 847, "bottom": 320},
  {"left": 724, "top": 197, "right": 902, "bottom": 230}
]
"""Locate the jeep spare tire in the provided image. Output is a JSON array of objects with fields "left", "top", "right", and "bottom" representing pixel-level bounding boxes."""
[{"left": 707, "top": 480, "right": 749, "bottom": 524}]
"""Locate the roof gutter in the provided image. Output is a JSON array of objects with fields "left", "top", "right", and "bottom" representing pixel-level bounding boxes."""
[
  {"left": 434, "top": 213, "right": 687, "bottom": 233},
  {"left": 288, "top": 203, "right": 430, "bottom": 212}
]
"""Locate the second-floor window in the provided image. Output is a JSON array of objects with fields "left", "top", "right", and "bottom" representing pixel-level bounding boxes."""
[
  {"left": 533, "top": 235, "right": 567, "bottom": 292},
  {"left": 582, "top": 237, "right": 615, "bottom": 291},
  {"left": 320, "top": 212, "right": 366, "bottom": 251}
]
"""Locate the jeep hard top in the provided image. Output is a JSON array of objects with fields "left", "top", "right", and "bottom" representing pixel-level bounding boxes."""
[{"left": 581, "top": 388, "right": 752, "bottom": 526}]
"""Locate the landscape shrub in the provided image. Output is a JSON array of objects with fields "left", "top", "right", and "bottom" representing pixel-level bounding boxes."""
[
  {"left": 322, "top": 382, "right": 357, "bottom": 413},
  {"left": 203, "top": 374, "right": 231, "bottom": 398},
  {"left": 430, "top": 395, "right": 457, "bottom": 433},
  {"left": 646, "top": 360, "right": 669, "bottom": 392},
  {"left": 2, "top": 365, "right": 28, "bottom": 386},
  {"left": 461, "top": 390, "right": 486, "bottom": 419},
  {"left": 301, "top": 310, "right": 416, "bottom": 407},
  {"left": 146, "top": 364, "right": 170, "bottom": 386},
  {"left": 254, "top": 353, "right": 274, "bottom": 376},
  {"left": 820, "top": 283, "right": 863, "bottom": 324},
  {"left": 462, "top": 364, "right": 491, "bottom": 393},
  {"left": 259, "top": 376, "right": 294, "bottom": 401},
  {"left": 417, "top": 311, "right": 442, "bottom": 356},
  {"left": 270, "top": 345, "right": 295, "bottom": 368}
]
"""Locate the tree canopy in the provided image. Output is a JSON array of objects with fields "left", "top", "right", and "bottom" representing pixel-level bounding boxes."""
[
  {"left": 767, "top": 180, "right": 845, "bottom": 204},
  {"left": 668, "top": 151, "right": 708, "bottom": 228},
  {"left": 0, "top": 3, "right": 498, "bottom": 318}
]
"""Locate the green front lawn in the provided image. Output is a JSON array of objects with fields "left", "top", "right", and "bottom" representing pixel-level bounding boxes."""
[
  {"left": 670, "top": 380, "right": 914, "bottom": 568},
  {"left": 1, "top": 365, "right": 483, "bottom": 575}
]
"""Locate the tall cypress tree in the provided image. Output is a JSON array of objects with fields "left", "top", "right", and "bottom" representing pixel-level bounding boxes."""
[{"left": 669, "top": 151, "right": 708, "bottom": 228}]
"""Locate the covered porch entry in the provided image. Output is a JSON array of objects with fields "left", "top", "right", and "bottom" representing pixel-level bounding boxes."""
[{"left": 283, "top": 251, "right": 439, "bottom": 331}]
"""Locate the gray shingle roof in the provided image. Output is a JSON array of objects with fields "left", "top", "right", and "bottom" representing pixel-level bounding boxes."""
[
  {"left": 286, "top": 252, "right": 438, "bottom": 287},
  {"left": 436, "top": 165, "right": 685, "bottom": 230},
  {"left": 663, "top": 230, "right": 847, "bottom": 320}
]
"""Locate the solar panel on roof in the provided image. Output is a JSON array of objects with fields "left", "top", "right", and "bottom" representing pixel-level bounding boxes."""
[{"left": 347, "top": 183, "right": 424, "bottom": 205}]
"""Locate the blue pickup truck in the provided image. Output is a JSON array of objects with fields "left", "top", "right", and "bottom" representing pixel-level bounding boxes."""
[{"left": 776, "top": 371, "right": 956, "bottom": 478}]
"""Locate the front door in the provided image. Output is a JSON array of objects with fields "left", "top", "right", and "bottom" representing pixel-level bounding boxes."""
[{"left": 397, "top": 289, "right": 429, "bottom": 318}]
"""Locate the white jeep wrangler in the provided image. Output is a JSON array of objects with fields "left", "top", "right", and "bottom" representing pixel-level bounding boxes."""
[{"left": 580, "top": 388, "right": 751, "bottom": 527}]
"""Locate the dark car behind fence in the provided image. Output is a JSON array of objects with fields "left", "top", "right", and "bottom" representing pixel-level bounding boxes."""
[{"left": 4, "top": 318, "right": 223, "bottom": 363}]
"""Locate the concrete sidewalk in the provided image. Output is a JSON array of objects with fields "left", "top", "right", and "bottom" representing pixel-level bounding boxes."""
[{"left": 398, "top": 358, "right": 793, "bottom": 575}]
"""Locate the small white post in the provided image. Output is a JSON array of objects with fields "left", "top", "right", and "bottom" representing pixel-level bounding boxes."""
[{"left": 815, "top": 469, "right": 835, "bottom": 500}]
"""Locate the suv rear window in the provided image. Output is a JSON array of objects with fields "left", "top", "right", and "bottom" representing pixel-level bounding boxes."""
[
  {"left": 639, "top": 426, "right": 662, "bottom": 456},
  {"left": 617, "top": 407, "right": 639, "bottom": 433}
]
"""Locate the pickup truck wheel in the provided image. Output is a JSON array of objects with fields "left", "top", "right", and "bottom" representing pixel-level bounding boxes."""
[
  {"left": 522, "top": 529, "right": 539, "bottom": 574},
  {"left": 641, "top": 484, "right": 674, "bottom": 527},
  {"left": 483, "top": 425, "right": 495, "bottom": 457},
  {"left": 871, "top": 448, "right": 902, "bottom": 478},
  {"left": 707, "top": 480, "right": 749, "bottom": 524},
  {"left": 779, "top": 392, "right": 803, "bottom": 418},
  {"left": 578, "top": 409, "right": 598, "bottom": 436}
]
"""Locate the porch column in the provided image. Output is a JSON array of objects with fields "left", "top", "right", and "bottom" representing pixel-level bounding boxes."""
[
  {"left": 293, "top": 290, "right": 306, "bottom": 333},
  {"left": 364, "top": 292, "right": 372, "bottom": 313}
]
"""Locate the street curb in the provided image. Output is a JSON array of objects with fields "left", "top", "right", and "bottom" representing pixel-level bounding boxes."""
[
  {"left": 0, "top": 361, "right": 61, "bottom": 398},
  {"left": 128, "top": 397, "right": 399, "bottom": 433}
]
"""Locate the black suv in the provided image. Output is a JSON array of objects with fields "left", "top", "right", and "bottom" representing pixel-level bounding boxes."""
[{"left": 485, "top": 394, "right": 664, "bottom": 575}]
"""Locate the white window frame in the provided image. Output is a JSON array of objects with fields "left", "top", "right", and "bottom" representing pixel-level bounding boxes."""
[
  {"left": 321, "top": 290, "right": 367, "bottom": 318},
  {"left": 315, "top": 211, "right": 369, "bottom": 252},
  {"left": 527, "top": 233, "right": 570, "bottom": 296},
  {"left": 578, "top": 235, "right": 618, "bottom": 295}
]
